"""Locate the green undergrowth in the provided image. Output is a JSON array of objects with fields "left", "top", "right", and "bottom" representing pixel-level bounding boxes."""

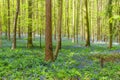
[{"left": 0, "top": 38, "right": 120, "bottom": 80}]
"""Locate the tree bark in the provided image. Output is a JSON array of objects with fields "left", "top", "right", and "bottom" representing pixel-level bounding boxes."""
[
  {"left": 108, "top": 0, "right": 113, "bottom": 48},
  {"left": 39, "top": 30, "right": 42, "bottom": 48},
  {"left": 18, "top": 17, "right": 21, "bottom": 39},
  {"left": 97, "top": 0, "right": 101, "bottom": 41},
  {"left": 67, "top": 0, "right": 70, "bottom": 39},
  {"left": 76, "top": 0, "right": 80, "bottom": 44},
  {"left": 0, "top": 18, "right": 2, "bottom": 47},
  {"left": 72, "top": 0, "right": 75, "bottom": 43},
  {"left": 85, "top": 0, "right": 90, "bottom": 47},
  {"left": 7, "top": 0, "right": 10, "bottom": 40},
  {"left": 18, "top": 1, "right": 21, "bottom": 39},
  {"left": 45, "top": 0, "right": 53, "bottom": 61},
  {"left": 53, "top": 0, "right": 57, "bottom": 40},
  {"left": 11, "top": 0, "right": 20, "bottom": 49},
  {"left": 27, "top": 0, "right": 33, "bottom": 48},
  {"left": 54, "top": 0, "right": 63, "bottom": 60}
]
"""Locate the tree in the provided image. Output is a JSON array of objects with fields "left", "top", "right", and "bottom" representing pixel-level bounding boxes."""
[
  {"left": 7, "top": 0, "right": 10, "bottom": 40},
  {"left": 0, "top": 17, "right": 2, "bottom": 48},
  {"left": 0, "top": 3, "right": 2, "bottom": 47},
  {"left": 45, "top": 0, "right": 53, "bottom": 61},
  {"left": 85, "top": 0, "right": 90, "bottom": 47},
  {"left": 81, "top": 0, "right": 85, "bottom": 41},
  {"left": 2, "top": 0, "right": 7, "bottom": 38},
  {"left": 45, "top": 0, "right": 63, "bottom": 61},
  {"left": 66, "top": 0, "right": 70, "bottom": 39},
  {"left": 53, "top": 0, "right": 57, "bottom": 40},
  {"left": 97, "top": 0, "right": 101, "bottom": 41},
  {"left": 18, "top": 17, "right": 21, "bottom": 39},
  {"left": 54, "top": 0, "right": 63, "bottom": 60},
  {"left": 76, "top": 0, "right": 80, "bottom": 43},
  {"left": 108, "top": 0, "right": 113, "bottom": 48},
  {"left": 11, "top": 0, "right": 20, "bottom": 49},
  {"left": 18, "top": 0, "right": 21, "bottom": 39},
  {"left": 27, "top": 0, "right": 33, "bottom": 48},
  {"left": 72, "top": 0, "right": 75, "bottom": 43}
]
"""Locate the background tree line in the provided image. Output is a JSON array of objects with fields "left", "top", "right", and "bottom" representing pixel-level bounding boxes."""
[{"left": 0, "top": 0, "right": 120, "bottom": 61}]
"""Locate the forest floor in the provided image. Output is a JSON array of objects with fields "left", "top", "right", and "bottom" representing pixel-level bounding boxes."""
[{"left": 0, "top": 37, "right": 120, "bottom": 80}]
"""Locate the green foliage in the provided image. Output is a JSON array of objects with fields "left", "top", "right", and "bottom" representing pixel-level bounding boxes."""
[
  {"left": 109, "top": 15, "right": 120, "bottom": 23},
  {"left": 0, "top": 39, "right": 120, "bottom": 79}
]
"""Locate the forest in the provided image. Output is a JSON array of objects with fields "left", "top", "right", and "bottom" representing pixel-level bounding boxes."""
[{"left": 0, "top": 0, "right": 120, "bottom": 79}]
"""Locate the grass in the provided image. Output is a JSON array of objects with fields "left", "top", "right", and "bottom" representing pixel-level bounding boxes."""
[{"left": 0, "top": 37, "right": 120, "bottom": 80}]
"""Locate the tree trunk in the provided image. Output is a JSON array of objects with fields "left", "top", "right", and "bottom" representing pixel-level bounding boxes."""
[
  {"left": 7, "top": 0, "right": 10, "bottom": 40},
  {"left": 91, "top": 0, "right": 94, "bottom": 42},
  {"left": 53, "top": 0, "right": 57, "bottom": 40},
  {"left": 27, "top": 0, "right": 33, "bottom": 48},
  {"left": 0, "top": 18, "right": 2, "bottom": 47},
  {"left": 67, "top": 0, "right": 70, "bottom": 39},
  {"left": 76, "top": 0, "right": 80, "bottom": 44},
  {"left": 108, "top": 0, "right": 113, "bottom": 48},
  {"left": 54, "top": 26, "right": 57, "bottom": 40},
  {"left": 3, "top": 0, "right": 7, "bottom": 38},
  {"left": 97, "top": 0, "right": 101, "bottom": 41},
  {"left": 54, "top": 0, "right": 63, "bottom": 60},
  {"left": 11, "top": 0, "right": 20, "bottom": 49},
  {"left": 72, "top": 0, "right": 75, "bottom": 43},
  {"left": 18, "top": 0, "right": 21, "bottom": 39},
  {"left": 85, "top": 0, "right": 90, "bottom": 47},
  {"left": 0, "top": 3, "right": 2, "bottom": 47},
  {"left": 18, "top": 18, "right": 21, "bottom": 39},
  {"left": 40, "top": 28, "right": 42, "bottom": 48},
  {"left": 81, "top": 3, "right": 84, "bottom": 41},
  {"left": 45, "top": 0, "right": 53, "bottom": 61}
]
